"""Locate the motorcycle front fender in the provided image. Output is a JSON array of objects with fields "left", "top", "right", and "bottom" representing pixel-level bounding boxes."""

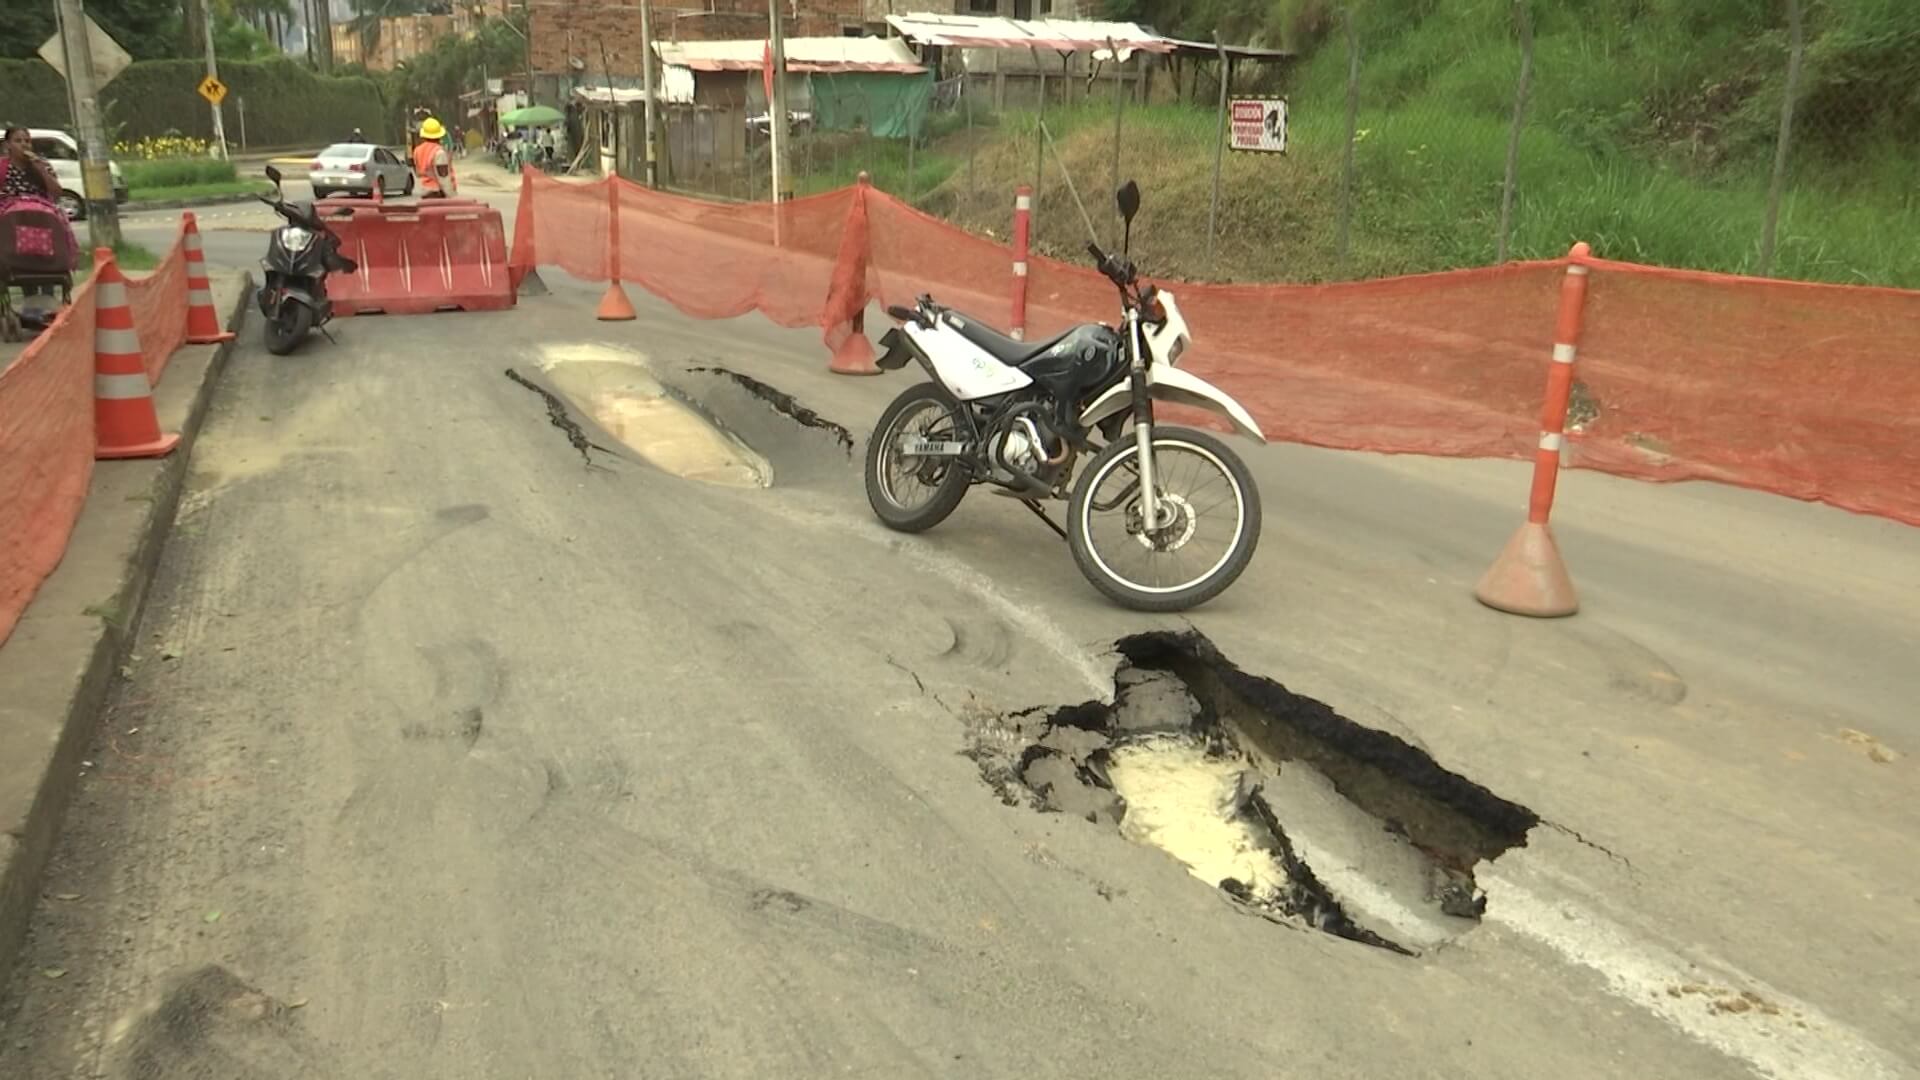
[{"left": 1079, "top": 364, "right": 1267, "bottom": 444}]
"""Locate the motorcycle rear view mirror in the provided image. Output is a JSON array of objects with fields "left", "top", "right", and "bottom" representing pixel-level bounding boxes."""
[
  {"left": 1116, "top": 180, "right": 1140, "bottom": 255},
  {"left": 264, "top": 164, "right": 283, "bottom": 189}
]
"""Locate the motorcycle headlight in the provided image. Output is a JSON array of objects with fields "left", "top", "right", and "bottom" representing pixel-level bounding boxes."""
[{"left": 279, "top": 226, "right": 314, "bottom": 253}]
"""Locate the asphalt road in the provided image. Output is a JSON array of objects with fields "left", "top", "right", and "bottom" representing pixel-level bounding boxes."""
[{"left": 1, "top": 206, "right": 1915, "bottom": 1078}]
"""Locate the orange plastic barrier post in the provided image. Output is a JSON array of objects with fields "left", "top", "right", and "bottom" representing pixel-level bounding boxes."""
[
  {"left": 597, "top": 177, "right": 637, "bottom": 321},
  {"left": 1010, "top": 184, "right": 1032, "bottom": 342},
  {"left": 1474, "top": 241, "right": 1591, "bottom": 617},
  {"left": 827, "top": 173, "right": 881, "bottom": 376},
  {"left": 92, "top": 249, "right": 180, "bottom": 460},
  {"left": 181, "top": 212, "right": 235, "bottom": 345}
]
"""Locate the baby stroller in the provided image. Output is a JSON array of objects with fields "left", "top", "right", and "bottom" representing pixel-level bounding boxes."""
[{"left": 0, "top": 195, "right": 78, "bottom": 343}]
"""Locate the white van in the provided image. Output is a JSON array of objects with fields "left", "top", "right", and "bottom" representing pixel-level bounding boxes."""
[{"left": 27, "top": 129, "right": 130, "bottom": 220}]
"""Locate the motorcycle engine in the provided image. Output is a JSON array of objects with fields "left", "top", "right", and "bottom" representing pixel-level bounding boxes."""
[
  {"left": 988, "top": 405, "right": 1066, "bottom": 487},
  {"left": 1001, "top": 426, "right": 1042, "bottom": 475}
]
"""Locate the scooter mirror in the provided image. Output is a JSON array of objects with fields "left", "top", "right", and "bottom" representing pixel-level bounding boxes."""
[
  {"left": 264, "top": 164, "right": 283, "bottom": 186},
  {"left": 1116, "top": 180, "right": 1141, "bottom": 224}
]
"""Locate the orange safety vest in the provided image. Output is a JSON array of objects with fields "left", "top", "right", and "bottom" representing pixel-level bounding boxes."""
[{"left": 411, "top": 141, "right": 454, "bottom": 194}]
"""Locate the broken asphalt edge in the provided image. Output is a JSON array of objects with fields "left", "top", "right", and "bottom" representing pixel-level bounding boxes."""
[{"left": 0, "top": 273, "right": 253, "bottom": 989}]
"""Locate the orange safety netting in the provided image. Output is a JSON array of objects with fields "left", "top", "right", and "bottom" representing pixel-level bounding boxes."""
[
  {"left": 509, "top": 176, "right": 1920, "bottom": 527},
  {"left": 0, "top": 283, "right": 98, "bottom": 648},
  {"left": 2, "top": 234, "right": 192, "bottom": 648},
  {"left": 508, "top": 170, "right": 868, "bottom": 362},
  {"left": 127, "top": 226, "right": 190, "bottom": 383}
]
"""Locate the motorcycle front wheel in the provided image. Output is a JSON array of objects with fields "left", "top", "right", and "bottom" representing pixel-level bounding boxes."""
[
  {"left": 264, "top": 302, "right": 313, "bottom": 356},
  {"left": 1067, "top": 425, "right": 1262, "bottom": 612}
]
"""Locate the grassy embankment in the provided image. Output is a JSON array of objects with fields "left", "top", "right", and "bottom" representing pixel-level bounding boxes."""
[
  {"left": 793, "top": 1, "right": 1919, "bottom": 287},
  {"left": 124, "top": 159, "right": 272, "bottom": 204}
]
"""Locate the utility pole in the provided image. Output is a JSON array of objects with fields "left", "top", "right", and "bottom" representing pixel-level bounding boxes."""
[
  {"left": 200, "top": 0, "right": 230, "bottom": 159},
  {"left": 639, "top": 0, "right": 658, "bottom": 187},
  {"left": 767, "top": 0, "right": 790, "bottom": 203},
  {"left": 55, "top": 0, "right": 121, "bottom": 248},
  {"left": 522, "top": 0, "right": 535, "bottom": 105}
]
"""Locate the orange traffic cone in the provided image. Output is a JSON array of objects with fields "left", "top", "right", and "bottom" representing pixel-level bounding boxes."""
[
  {"left": 93, "top": 248, "right": 180, "bottom": 460},
  {"left": 181, "top": 213, "right": 234, "bottom": 345}
]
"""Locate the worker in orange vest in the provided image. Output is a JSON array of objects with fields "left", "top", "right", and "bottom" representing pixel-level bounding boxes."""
[{"left": 412, "top": 117, "right": 457, "bottom": 199}]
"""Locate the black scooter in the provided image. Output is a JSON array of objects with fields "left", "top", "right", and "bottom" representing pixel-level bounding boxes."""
[{"left": 256, "top": 164, "right": 357, "bottom": 356}]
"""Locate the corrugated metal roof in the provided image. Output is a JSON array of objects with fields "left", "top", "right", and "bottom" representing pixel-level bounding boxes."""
[
  {"left": 655, "top": 37, "right": 927, "bottom": 74},
  {"left": 882, "top": 13, "right": 1177, "bottom": 55},
  {"left": 573, "top": 66, "right": 696, "bottom": 106}
]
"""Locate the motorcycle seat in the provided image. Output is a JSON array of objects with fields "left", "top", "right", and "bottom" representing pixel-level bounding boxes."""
[{"left": 942, "top": 310, "right": 1075, "bottom": 369}]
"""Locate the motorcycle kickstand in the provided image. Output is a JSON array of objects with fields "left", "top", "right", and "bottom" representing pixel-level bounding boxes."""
[
  {"left": 318, "top": 325, "right": 339, "bottom": 345},
  {"left": 1020, "top": 498, "right": 1068, "bottom": 542}
]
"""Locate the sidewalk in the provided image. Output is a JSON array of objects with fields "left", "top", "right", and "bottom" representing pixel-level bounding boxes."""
[{"left": 0, "top": 274, "right": 250, "bottom": 986}]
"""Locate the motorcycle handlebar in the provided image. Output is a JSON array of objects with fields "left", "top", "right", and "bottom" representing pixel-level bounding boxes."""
[{"left": 1086, "top": 242, "right": 1138, "bottom": 291}]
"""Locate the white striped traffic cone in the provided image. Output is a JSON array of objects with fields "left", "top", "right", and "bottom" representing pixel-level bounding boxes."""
[
  {"left": 93, "top": 248, "right": 180, "bottom": 460},
  {"left": 181, "top": 212, "right": 235, "bottom": 345}
]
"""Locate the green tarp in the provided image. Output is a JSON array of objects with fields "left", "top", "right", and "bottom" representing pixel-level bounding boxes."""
[{"left": 810, "top": 72, "right": 934, "bottom": 140}]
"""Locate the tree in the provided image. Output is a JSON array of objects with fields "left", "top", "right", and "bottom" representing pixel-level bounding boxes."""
[{"left": 0, "top": 0, "right": 186, "bottom": 61}]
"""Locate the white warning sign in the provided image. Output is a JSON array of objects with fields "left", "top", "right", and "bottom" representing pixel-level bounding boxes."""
[{"left": 1229, "top": 98, "right": 1288, "bottom": 154}]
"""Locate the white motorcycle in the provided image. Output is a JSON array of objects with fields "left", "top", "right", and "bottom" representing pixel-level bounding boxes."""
[{"left": 864, "top": 181, "right": 1266, "bottom": 612}]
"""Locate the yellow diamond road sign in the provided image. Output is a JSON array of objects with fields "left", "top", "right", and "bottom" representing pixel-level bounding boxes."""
[{"left": 197, "top": 75, "right": 228, "bottom": 106}]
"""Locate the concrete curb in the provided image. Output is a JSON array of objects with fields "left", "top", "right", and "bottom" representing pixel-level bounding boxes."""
[{"left": 0, "top": 274, "right": 252, "bottom": 988}]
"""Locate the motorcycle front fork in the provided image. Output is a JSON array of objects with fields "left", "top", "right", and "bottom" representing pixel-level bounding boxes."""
[{"left": 1125, "top": 314, "right": 1167, "bottom": 531}]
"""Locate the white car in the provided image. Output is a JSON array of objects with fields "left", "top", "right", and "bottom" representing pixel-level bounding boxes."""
[
  {"left": 28, "top": 129, "right": 129, "bottom": 220},
  {"left": 309, "top": 142, "right": 415, "bottom": 199}
]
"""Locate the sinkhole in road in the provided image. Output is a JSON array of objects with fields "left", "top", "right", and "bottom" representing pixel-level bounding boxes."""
[
  {"left": 971, "top": 630, "right": 1540, "bottom": 955},
  {"left": 539, "top": 345, "right": 771, "bottom": 487}
]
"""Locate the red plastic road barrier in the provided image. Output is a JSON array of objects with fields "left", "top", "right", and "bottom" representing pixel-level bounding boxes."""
[
  {"left": 1475, "top": 242, "right": 1591, "bottom": 617},
  {"left": 1010, "top": 184, "right": 1032, "bottom": 342},
  {"left": 182, "top": 212, "right": 234, "bottom": 345},
  {"left": 324, "top": 200, "right": 515, "bottom": 316},
  {"left": 92, "top": 248, "right": 180, "bottom": 461}
]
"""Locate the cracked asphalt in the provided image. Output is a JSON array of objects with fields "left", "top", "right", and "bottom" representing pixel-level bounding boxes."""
[{"left": 0, "top": 243, "right": 1915, "bottom": 1078}]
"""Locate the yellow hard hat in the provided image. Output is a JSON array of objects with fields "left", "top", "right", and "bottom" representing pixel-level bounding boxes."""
[{"left": 419, "top": 117, "right": 447, "bottom": 140}]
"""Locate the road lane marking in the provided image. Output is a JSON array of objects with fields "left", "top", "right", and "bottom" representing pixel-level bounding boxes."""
[{"left": 1483, "top": 869, "right": 1904, "bottom": 1080}]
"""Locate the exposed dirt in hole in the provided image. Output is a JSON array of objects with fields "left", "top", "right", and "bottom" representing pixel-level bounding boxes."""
[
  {"left": 967, "top": 630, "right": 1540, "bottom": 955},
  {"left": 538, "top": 345, "right": 771, "bottom": 488}
]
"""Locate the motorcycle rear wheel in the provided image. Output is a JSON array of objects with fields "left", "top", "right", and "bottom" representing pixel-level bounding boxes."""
[
  {"left": 264, "top": 303, "right": 313, "bottom": 356},
  {"left": 864, "top": 382, "right": 972, "bottom": 533},
  {"left": 1067, "top": 425, "right": 1262, "bottom": 612}
]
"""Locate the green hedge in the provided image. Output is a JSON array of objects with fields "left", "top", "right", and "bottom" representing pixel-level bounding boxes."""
[{"left": 0, "top": 57, "right": 390, "bottom": 147}]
